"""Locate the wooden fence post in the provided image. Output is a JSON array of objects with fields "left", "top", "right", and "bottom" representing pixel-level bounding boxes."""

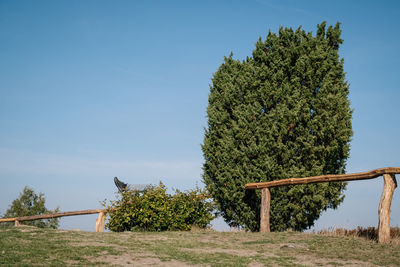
[
  {"left": 260, "top": 188, "right": 271, "bottom": 232},
  {"left": 378, "top": 174, "right": 397, "bottom": 244},
  {"left": 95, "top": 211, "right": 106, "bottom": 232},
  {"left": 0, "top": 209, "right": 109, "bottom": 232}
]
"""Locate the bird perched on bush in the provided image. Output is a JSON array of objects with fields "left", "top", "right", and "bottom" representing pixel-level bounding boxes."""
[
  {"left": 114, "top": 177, "right": 127, "bottom": 193},
  {"left": 113, "top": 177, "right": 150, "bottom": 193}
]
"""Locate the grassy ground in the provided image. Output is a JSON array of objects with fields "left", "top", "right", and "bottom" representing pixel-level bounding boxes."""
[{"left": 1, "top": 225, "right": 399, "bottom": 266}]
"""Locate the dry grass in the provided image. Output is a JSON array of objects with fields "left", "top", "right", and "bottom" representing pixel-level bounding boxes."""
[
  {"left": 315, "top": 227, "right": 400, "bottom": 245},
  {"left": 1, "top": 225, "right": 400, "bottom": 266}
]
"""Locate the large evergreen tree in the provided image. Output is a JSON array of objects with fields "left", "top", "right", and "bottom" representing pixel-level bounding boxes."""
[{"left": 202, "top": 22, "right": 353, "bottom": 231}]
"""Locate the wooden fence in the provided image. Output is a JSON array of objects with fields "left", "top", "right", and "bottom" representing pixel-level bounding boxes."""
[
  {"left": 0, "top": 209, "right": 107, "bottom": 232},
  {"left": 245, "top": 167, "right": 400, "bottom": 244}
]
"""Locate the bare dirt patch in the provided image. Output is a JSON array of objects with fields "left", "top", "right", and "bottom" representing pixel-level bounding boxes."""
[
  {"left": 87, "top": 252, "right": 193, "bottom": 267},
  {"left": 16, "top": 225, "right": 39, "bottom": 232},
  {"left": 180, "top": 247, "right": 259, "bottom": 257},
  {"left": 68, "top": 241, "right": 123, "bottom": 249},
  {"left": 293, "top": 253, "right": 377, "bottom": 267},
  {"left": 130, "top": 234, "right": 170, "bottom": 242},
  {"left": 279, "top": 242, "right": 309, "bottom": 250}
]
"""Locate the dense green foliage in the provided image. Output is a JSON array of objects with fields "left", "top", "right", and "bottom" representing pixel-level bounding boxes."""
[
  {"left": 3, "top": 187, "right": 59, "bottom": 229},
  {"left": 106, "top": 183, "right": 215, "bottom": 232},
  {"left": 202, "top": 22, "right": 353, "bottom": 231}
]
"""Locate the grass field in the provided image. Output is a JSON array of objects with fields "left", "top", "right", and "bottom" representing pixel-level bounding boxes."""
[{"left": 1, "top": 225, "right": 399, "bottom": 266}]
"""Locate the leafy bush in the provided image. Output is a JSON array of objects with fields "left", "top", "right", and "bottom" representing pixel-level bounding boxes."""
[
  {"left": 105, "top": 183, "right": 215, "bottom": 232},
  {"left": 2, "top": 186, "right": 59, "bottom": 229}
]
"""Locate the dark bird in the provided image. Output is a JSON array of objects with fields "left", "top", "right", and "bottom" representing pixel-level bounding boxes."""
[{"left": 114, "top": 177, "right": 127, "bottom": 193}]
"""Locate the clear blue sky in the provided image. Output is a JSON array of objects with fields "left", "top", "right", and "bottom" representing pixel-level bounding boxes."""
[{"left": 1, "top": 0, "right": 399, "bottom": 231}]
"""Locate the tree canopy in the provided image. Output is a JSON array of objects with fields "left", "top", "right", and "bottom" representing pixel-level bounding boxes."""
[
  {"left": 202, "top": 22, "right": 353, "bottom": 231},
  {"left": 3, "top": 186, "right": 59, "bottom": 229}
]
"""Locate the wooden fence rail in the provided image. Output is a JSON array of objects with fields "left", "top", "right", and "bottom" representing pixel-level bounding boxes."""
[
  {"left": 0, "top": 209, "right": 107, "bottom": 232},
  {"left": 245, "top": 167, "right": 400, "bottom": 244}
]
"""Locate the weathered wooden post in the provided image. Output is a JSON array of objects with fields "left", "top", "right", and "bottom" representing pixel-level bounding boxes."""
[
  {"left": 95, "top": 211, "right": 106, "bottom": 232},
  {"left": 378, "top": 174, "right": 397, "bottom": 244},
  {"left": 246, "top": 167, "right": 400, "bottom": 241},
  {"left": 260, "top": 188, "right": 271, "bottom": 232}
]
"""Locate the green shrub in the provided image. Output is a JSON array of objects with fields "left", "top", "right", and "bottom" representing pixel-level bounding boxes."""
[{"left": 105, "top": 183, "right": 215, "bottom": 232}]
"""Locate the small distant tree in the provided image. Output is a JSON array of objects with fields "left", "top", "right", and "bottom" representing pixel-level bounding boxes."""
[{"left": 3, "top": 187, "right": 59, "bottom": 229}]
